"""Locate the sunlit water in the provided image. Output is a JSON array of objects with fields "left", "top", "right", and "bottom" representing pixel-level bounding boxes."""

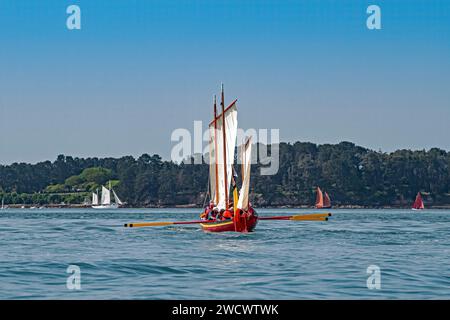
[{"left": 0, "top": 208, "right": 449, "bottom": 299}]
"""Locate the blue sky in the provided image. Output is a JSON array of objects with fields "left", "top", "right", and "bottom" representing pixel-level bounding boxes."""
[{"left": 0, "top": 0, "right": 449, "bottom": 164}]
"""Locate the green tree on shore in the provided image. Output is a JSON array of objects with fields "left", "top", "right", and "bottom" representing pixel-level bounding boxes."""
[{"left": 1, "top": 142, "right": 449, "bottom": 207}]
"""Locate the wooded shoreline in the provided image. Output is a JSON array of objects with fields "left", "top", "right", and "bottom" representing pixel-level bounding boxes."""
[
  {"left": 2, "top": 141, "right": 450, "bottom": 208},
  {"left": 3, "top": 204, "right": 450, "bottom": 209}
]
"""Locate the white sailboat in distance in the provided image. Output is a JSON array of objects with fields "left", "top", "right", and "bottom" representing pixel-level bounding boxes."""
[{"left": 92, "top": 183, "right": 124, "bottom": 209}]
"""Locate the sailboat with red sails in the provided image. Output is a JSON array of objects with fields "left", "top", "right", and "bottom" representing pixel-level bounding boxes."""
[
  {"left": 412, "top": 192, "right": 425, "bottom": 210},
  {"left": 315, "top": 187, "right": 331, "bottom": 209}
]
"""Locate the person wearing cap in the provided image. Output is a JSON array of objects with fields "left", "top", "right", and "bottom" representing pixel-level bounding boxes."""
[
  {"left": 217, "top": 209, "right": 226, "bottom": 221},
  {"left": 210, "top": 207, "right": 219, "bottom": 220},
  {"left": 200, "top": 201, "right": 215, "bottom": 220}
]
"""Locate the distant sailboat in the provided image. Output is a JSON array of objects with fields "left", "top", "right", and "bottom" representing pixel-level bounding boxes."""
[
  {"left": 412, "top": 192, "right": 425, "bottom": 210},
  {"left": 1, "top": 197, "right": 5, "bottom": 210},
  {"left": 323, "top": 191, "right": 331, "bottom": 208},
  {"left": 92, "top": 183, "right": 123, "bottom": 209},
  {"left": 315, "top": 187, "right": 332, "bottom": 209},
  {"left": 92, "top": 190, "right": 99, "bottom": 206}
]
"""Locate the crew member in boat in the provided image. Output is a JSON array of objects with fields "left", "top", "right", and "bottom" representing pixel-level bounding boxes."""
[
  {"left": 218, "top": 208, "right": 233, "bottom": 221},
  {"left": 234, "top": 203, "right": 255, "bottom": 219},
  {"left": 210, "top": 207, "right": 219, "bottom": 220},
  {"left": 223, "top": 209, "right": 233, "bottom": 220},
  {"left": 200, "top": 201, "right": 215, "bottom": 220}
]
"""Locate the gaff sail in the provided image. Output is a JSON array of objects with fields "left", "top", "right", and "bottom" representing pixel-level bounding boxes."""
[
  {"left": 92, "top": 192, "right": 99, "bottom": 205},
  {"left": 237, "top": 136, "right": 253, "bottom": 211},
  {"left": 208, "top": 100, "right": 238, "bottom": 210},
  {"left": 323, "top": 192, "right": 331, "bottom": 208},
  {"left": 315, "top": 187, "right": 324, "bottom": 208},
  {"left": 412, "top": 192, "right": 425, "bottom": 210},
  {"left": 101, "top": 185, "right": 111, "bottom": 205},
  {"left": 113, "top": 190, "right": 123, "bottom": 205}
]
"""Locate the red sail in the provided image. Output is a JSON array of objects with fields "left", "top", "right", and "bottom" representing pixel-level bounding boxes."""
[
  {"left": 412, "top": 192, "right": 425, "bottom": 210},
  {"left": 323, "top": 192, "right": 331, "bottom": 208},
  {"left": 315, "top": 187, "right": 324, "bottom": 208}
]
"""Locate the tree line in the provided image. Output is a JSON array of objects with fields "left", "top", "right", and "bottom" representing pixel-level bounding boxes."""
[{"left": 1, "top": 141, "right": 449, "bottom": 207}]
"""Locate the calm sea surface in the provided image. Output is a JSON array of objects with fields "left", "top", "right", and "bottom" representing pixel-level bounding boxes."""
[{"left": 0, "top": 208, "right": 449, "bottom": 299}]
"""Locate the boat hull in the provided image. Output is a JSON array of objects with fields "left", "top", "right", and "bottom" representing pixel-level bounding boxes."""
[
  {"left": 200, "top": 213, "right": 258, "bottom": 233},
  {"left": 92, "top": 204, "right": 119, "bottom": 209}
]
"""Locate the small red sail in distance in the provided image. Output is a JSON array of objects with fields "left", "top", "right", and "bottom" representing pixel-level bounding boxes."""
[
  {"left": 323, "top": 192, "right": 331, "bottom": 208},
  {"left": 315, "top": 187, "right": 324, "bottom": 208},
  {"left": 412, "top": 192, "right": 425, "bottom": 210}
]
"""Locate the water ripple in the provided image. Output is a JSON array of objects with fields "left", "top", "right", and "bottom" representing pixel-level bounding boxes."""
[{"left": 0, "top": 208, "right": 449, "bottom": 299}]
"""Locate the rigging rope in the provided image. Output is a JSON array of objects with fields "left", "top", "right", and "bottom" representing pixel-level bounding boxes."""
[{"left": 202, "top": 172, "right": 210, "bottom": 208}]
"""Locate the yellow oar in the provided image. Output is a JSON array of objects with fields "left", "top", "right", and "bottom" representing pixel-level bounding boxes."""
[
  {"left": 125, "top": 222, "right": 172, "bottom": 228},
  {"left": 125, "top": 213, "right": 332, "bottom": 228},
  {"left": 124, "top": 219, "right": 216, "bottom": 228},
  {"left": 290, "top": 213, "right": 331, "bottom": 221},
  {"left": 259, "top": 212, "right": 331, "bottom": 222},
  {"left": 290, "top": 216, "right": 328, "bottom": 221}
]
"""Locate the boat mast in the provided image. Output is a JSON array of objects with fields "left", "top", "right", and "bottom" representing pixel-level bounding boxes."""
[
  {"left": 221, "top": 84, "right": 229, "bottom": 208},
  {"left": 213, "top": 95, "right": 219, "bottom": 205}
]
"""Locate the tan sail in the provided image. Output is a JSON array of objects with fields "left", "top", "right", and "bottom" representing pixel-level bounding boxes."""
[
  {"left": 208, "top": 100, "right": 238, "bottom": 210},
  {"left": 237, "top": 137, "right": 253, "bottom": 211},
  {"left": 112, "top": 189, "right": 123, "bottom": 205},
  {"left": 101, "top": 185, "right": 111, "bottom": 205},
  {"left": 92, "top": 192, "right": 99, "bottom": 206}
]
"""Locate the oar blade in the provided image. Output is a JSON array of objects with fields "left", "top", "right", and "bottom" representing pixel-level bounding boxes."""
[
  {"left": 290, "top": 213, "right": 331, "bottom": 221},
  {"left": 124, "top": 219, "right": 215, "bottom": 228},
  {"left": 290, "top": 216, "right": 328, "bottom": 221},
  {"left": 258, "top": 213, "right": 331, "bottom": 222},
  {"left": 124, "top": 221, "right": 174, "bottom": 228}
]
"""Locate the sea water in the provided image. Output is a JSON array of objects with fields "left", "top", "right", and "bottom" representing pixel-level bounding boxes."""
[{"left": 0, "top": 208, "right": 449, "bottom": 299}]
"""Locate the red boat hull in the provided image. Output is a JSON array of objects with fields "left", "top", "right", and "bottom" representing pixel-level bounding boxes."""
[{"left": 200, "top": 212, "right": 258, "bottom": 233}]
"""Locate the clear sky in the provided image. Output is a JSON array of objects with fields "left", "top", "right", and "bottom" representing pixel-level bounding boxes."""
[{"left": 0, "top": 0, "right": 449, "bottom": 164}]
